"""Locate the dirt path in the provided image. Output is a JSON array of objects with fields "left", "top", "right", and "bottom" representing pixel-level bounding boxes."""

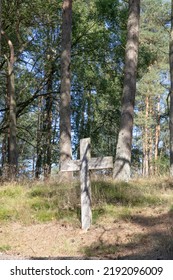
[{"left": 1, "top": 206, "right": 173, "bottom": 260}]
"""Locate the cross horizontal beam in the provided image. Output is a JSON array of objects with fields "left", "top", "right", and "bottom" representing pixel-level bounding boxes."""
[{"left": 61, "top": 156, "right": 113, "bottom": 172}]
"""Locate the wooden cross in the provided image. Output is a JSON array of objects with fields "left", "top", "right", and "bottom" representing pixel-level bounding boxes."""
[{"left": 61, "top": 138, "right": 113, "bottom": 230}]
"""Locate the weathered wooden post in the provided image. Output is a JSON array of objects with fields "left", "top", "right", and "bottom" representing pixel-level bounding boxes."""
[
  {"left": 61, "top": 137, "right": 113, "bottom": 230},
  {"left": 80, "top": 138, "right": 92, "bottom": 230}
]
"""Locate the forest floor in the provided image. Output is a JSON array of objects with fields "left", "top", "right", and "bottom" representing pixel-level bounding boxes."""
[
  {"left": 1, "top": 205, "right": 173, "bottom": 259},
  {"left": 1, "top": 178, "right": 173, "bottom": 260}
]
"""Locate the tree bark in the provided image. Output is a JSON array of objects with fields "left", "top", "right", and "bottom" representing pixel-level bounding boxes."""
[
  {"left": 143, "top": 95, "right": 149, "bottom": 177},
  {"left": 35, "top": 96, "right": 43, "bottom": 179},
  {"left": 1, "top": 90, "right": 8, "bottom": 177},
  {"left": 43, "top": 64, "right": 53, "bottom": 179},
  {"left": 154, "top": 96, "right": 160, "bottom": 174},
  {"left": 170, "top": 0, "right": 173, "bottom": 176},
  {"left": 1, "top": 133, "right": 8, "bottom": 175},
  {"left": 113, "top": 0, "right": 140, "bottom": 181},
  {"left": 59, "top": 0, "right": 72, "bottom": 178},
  {"left": 148, "top": 97, "right": 153, "bottom": 176},
  {"left": 0, "top": 0, "right": 1, "bottom": 55},
  {"left": 1, "top": 30, "right": 18, "bottom": 178},
  {"left": 7, "top": 59, "right": 18, "bottom": 177}
]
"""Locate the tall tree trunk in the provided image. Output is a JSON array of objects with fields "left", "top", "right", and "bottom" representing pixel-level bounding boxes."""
[
  {"left": 0, "top": 0, "right": 1, "bottom": 55},
  {"left": 35, "top": 96, "right": 43, "bottom": 179},
  {"left": 142, "top": 128, "right": 145, "bottom": 176},
  {"left": 143, "top": 95, "right": 149, "bottom": 177},
  {"left": 148, "top": 96, "right": 153, "bottom": 176},
  {"left": 170, "top": 0, "right": 173, "bottom": 176},
  {"left": 32, "top": 155, "right": 35, "bottom": 178},
  {"left": 154, "top": 96, "right": 160, "bottom": 174},
  {"left": 113, "top": 0, "right": 140, "bottom": 181},
  {"left": 1, "top": 133, "right": 8, "bottom": 176},
  {"left": 1, "top": 90, "right": 8, "bottom": 177},
  {"left": 148, "top": 128, "right": 153, "bottom": 176},
  {"left": 1, "top": 30, "right": 18, "bottom": 178},
  {"left": 43, "top": 65, "right": 53, "bottom": 179},
  {"left": 7, "top": 58, "right": 18, "bottom": 177},
  {"left": 59, "top": 0, "right": 72, "bottom": 177}
]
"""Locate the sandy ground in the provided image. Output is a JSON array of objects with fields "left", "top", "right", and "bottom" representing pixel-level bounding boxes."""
[{"left": 1, "top": 205, "right": 173, "bottom": 260}]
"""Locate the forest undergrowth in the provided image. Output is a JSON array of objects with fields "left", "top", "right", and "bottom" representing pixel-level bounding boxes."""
[
  {"left": 0, "top": 176, "right": 172, "bottom": 225},
  {"left": 1, "top": 176, "right": 173, "bottom": 259}
]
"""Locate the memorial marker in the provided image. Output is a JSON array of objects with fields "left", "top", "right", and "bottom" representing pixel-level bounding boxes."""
[{"left": 61, "top": 138, "right": 113, "bottom": 230}]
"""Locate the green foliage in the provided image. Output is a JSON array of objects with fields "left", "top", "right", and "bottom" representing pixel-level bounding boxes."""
[
  {"left": 72, "top": 0, "right": 127, "bottom": 158},
  {"left": 133, "top": 0, "right": 170, "bottom": 175},
  {"left": 0, "top": 0, "right": 171, "bottom": 178},
  {"left": 154, "top": 156, "right": 169, "bottom": 175}
]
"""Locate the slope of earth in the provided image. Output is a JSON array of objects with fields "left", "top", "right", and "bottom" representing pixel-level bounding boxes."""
[{"left": 1, "top": 206, "right": 173, "bottom": 260}]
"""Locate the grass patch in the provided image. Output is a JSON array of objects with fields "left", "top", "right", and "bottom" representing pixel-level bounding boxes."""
[
  {"left": 29, "top": 197, "right": 51, "bottom": 210},
  {"left": 93, "top": 204, "right": 133, "bottom": 225},
  {"left": 0, "top": 181, "right": 80, "bottom": 224},
  {"left": 92, "top": 179, "right": 171, "bottom": 207},
  {"left": 0, "top": 244, "right": 11, "bottom": 252},
  {"left": 28, "top": 186, "right": 56, "bottom": 198},
  {"left": 0, "top": 177, "right": 173, "bottom": 225},
  {"left": 34, "top": 210, "right": 56, "bottom": 222},
  {"left": 0, "top": 186, "right": 22, "bottom": 198},
  {"left": 0, "top": 208, "right": 14, "bottom": 221},
  {"left": 92, "top": 208, "right": 105, "bottom": 224}
]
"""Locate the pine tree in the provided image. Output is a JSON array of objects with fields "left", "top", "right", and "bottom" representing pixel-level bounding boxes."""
[
  {"left": 59, "top": 0, "right": 72, "bottom": 175},
  {"left": 170, "top": 0, "right": 173, "bottom": 176},
  {"left": 113, "top": 0, "right": 140, "bottom": 181}
]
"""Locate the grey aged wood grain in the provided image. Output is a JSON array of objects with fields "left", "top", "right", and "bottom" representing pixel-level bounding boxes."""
[
  {"left": 61, "top": 138, "right": 113, "bottom": 230},
  {"left": 80, "top": 138, "right": 92, "bottom": 230},
  {"left": 61, "top": 157, "right": 113, "bottom": 171},
  {"left": 61, "top": 159, "right": 80, "bottom": 171},
  {"left": 89, "top": 157, "right": 113, "bottom": 170}
]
